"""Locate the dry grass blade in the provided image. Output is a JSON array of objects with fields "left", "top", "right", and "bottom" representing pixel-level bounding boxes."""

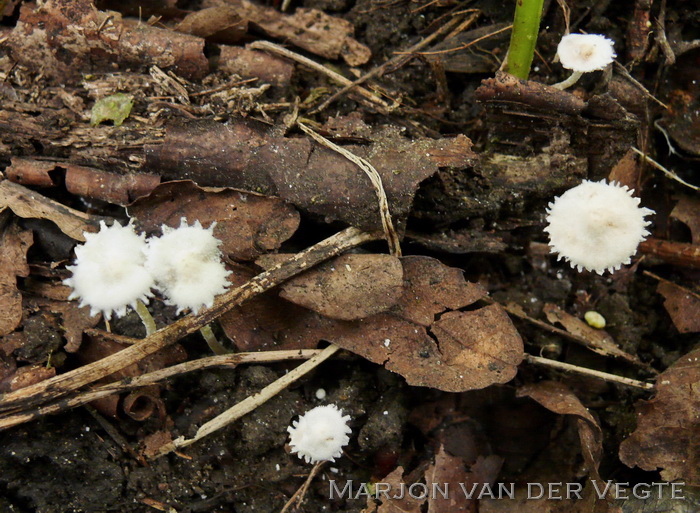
[
  {"left": 152, "top": 345, "right": 341, "bottom": 457},
  {"left": 0, "top": 227, "right": 380, "bottom": 419},
  {"left": 298, "top": 122, "right": 402, "bottom": 256}
]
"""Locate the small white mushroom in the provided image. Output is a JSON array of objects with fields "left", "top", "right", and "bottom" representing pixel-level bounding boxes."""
[
  {"left": 553, "top": 34, "right": 616, "bottom": 89},
  {"left": 288, "top": 404, "right": 351, "bottom": 464},
  {"left": 544, "top": 180, "right": 654, "bottom": 274}
]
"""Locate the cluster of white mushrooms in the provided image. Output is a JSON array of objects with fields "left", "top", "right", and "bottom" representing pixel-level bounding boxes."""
[{"left": 64, "top": 218, "right": 230, "bottom": 320}]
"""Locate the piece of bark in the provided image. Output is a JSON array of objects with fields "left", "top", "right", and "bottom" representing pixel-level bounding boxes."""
[
  {"left": 175, "top": 5, "right": 248, "bottom": 44},
  {"left": 144, "top": 120, "right": 477, "bottom": 232},
  {"left": 639, "top": 238, "right": 700, "bottom": 269},
  {"left": 128, "top": 180, "right": 300, "bottom": 261},
  {"left": 619, "top": 346, "right": 700, "bottom": 485},
  {"left": 475, "top": 72, "right": 586, "bottom": 116},
  {"left": 218, "top": 45, "right": 294, "bottom": 87},
  {"left": 0, "top": 222, "right": 33, "bottom": 336},
  {"left": 6, "top": 158, "right": 161, "bottom": 205},
  {"left": 204, "top": 0, "right": 370, "bottom": 66},
  {"left": 7, "top": 0, "right": 208, "bottom": 82}
]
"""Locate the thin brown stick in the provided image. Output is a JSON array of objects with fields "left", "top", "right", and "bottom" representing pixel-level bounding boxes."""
[
  {"left": 280, "top": 462, "right": 326, "bottom": 513},
  {"left": 298, "top": 122, "right": 401, "bottom": 256},
  {"left": 398, "top": 24, "right": 512, "bottom": 56},
  {"left": 153, "top": 345, "right": 341, "bottom": 457},
  {"left": 248, "top": 40, "right": 392, "bottom": 113},
  {"left": 0, "top": 227, "right": 379, "bottom": 416},
  {"left": 524, "top": 354, "right": 655, "bottom": 390},
  {"left": 311, "top": 13, "right": 474, "bottom": 114},
  {"left": 0, "top": 350, "right": 322, "bottom": 431}
]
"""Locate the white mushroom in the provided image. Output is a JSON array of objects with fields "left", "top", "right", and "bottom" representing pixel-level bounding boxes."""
[
  {"left": 544, "top": 179, "right": 654, "bottom": 274},
  {"left": 288, "top": 404, "right": 352, "bottom": 464},
  {"left": 553, "top": 33, "right": 616, "bottom": 89}
]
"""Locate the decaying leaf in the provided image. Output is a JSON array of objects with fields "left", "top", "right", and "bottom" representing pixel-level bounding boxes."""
[
  {"left": 221, "top": 256, "right": 523, "bottom": 392},
  {"left": 128, "top": 180, "right": 300, "bottom": 261},
  {"left": 0, "top": 180, "right": 105, "bottom": 241},
  {"left": 258, "top": 253, "right": 404, "bottom": 321},
  {"left": 517, "top": 381, "right": 603, "bottom": 480},
  {"left": 0, "top": 221, "right": 33, "bottom": 336},
  {"left": 543, "top": 303, "right": 643, "bottom": 366},
  {"left": 144, "top": 120, "right": 477, "bottom": 232},
  {"left": 656, "top": 281, "right": 700, "bottom": 333},
  {"left": 90, "top": 93, "right": 134, "bottom": 127},
  {"left": 619, "top": 346, "right": 700, "bottom": 485},
  {"left": 671, "top": 195, "right": 700, "bottom": 244}
]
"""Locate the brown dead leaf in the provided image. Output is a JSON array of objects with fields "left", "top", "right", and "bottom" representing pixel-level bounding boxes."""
[
  {"left": 517, "top": 381, "right": 603, "bottom": 480},
  {"left": 543, "top": 303, "right": 643, "bottom": 366},
  {"left": 222, "top": 256, "right": 523, "bottom": 392},
  {"left": 619, "top": 346, "right": 700, "bottom": 485},
  {"left": 671, "top": 195, "right": 700, "bottom": 244},
  {"left": 607, "top": 149, "right": 640, "bottom": 190},
  {"left": 0, "top": 180, "right": 105, "bottom": 241},
  {"left": 258, "top": 253, "right": 404, "bottom": 321},
  {"left": 656, "top": 281, "right": 700, "bottom": 333},
  {"left": 128, "top": 180, "right": 299, "bottom": 261},
  {"left": 376, "top": 466, "right": 424, "bottom": 513},
  {"left": 0, "top": 221, "right": 33, "bottom": 336},
  {"left": 25, "top": 295, "right": 100, "bottom": 353}
]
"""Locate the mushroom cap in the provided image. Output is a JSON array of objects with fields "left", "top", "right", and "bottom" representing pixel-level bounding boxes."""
[
  {"left": 557, "top": 33, "right": 616, "bottom": 72},
  {"left": 544, "top": 180, "right": 654, "bottom": 274},
  {"left": 144, "top": 218, "right": 230, "bottom": 314},
  {"left": 64, "top": 221, "right": 154, "bottom": 319},
  {"left": 287, "top": 404, "right": 352, "bottom": 464}
]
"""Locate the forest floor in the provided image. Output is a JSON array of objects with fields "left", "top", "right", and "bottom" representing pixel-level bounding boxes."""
[{"left": 0, "top": 0, "right": 699, "bottom": 511}]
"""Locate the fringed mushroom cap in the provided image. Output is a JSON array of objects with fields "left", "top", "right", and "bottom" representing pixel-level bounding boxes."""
[
  {"left": 545, "top": 180, "right": 654, "bottom": 274},
  {"left": 288, "top": 404, "right": 352, "bottom": 464},
  {"left": 144, "top": 218, "right": 230, "bottom": 314},
  {"left": 64, "top": 221, "right": 154, "bottom": 319},
  {"left": 557, "top": 34, "right": 616, "bottom": 72}
]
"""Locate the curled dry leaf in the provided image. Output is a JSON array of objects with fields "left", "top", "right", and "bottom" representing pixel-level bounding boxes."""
[
  {"left": 543, "top": 303, "right": 643, "bottom": 366},
  {"left": 0, "top": 222, "right": 33, "bottom": 336},
  {"left": 656, "top": 281, "right": 700, "bottom": 333},
  {"left": 619, "top": 346, "right": 700, "bottom": 485},
  {"left": 221, "top": 256, "right": 524, "bottom": 392},
  {"left": 6, "top": 158, "right": 160, "bottom": 206},
  {"left": 128, "top": 180, "right": 300, "bottom": 261},
  {"left": 671, "top": 195, "right": 700, "bottom": 243},
  {"left": 517, "top": 381, "right": 603, "bottom": 481},
  {"left": 257, "top": 253, "right": 404, "bottom": 321},
  {"left": 0, "top": 180, "right": 105, "bottom": 241}
]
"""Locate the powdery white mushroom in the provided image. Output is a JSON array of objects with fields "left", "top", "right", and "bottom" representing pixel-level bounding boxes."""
[
  {"left": 557, "top": 33, "right": 616, "bottom": 72},
  {"left": 64, "top": 221, "right": 154, "bottom": 319},
  {"left": 288, "top": 404, "right": 351, "bottom": 464},
  {"left": 554, "top": 34, "right": 616, "bottom": 89},
  {"left": 544, "top": 180, "right": 654, "bottom": 274},
  {"left": 145, "top": 218, "right": 230, "bottom": 314}
]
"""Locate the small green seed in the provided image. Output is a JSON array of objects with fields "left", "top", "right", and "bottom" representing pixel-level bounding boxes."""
[{"left": 584, "top": 311, "right": 606, "bottom": 329}]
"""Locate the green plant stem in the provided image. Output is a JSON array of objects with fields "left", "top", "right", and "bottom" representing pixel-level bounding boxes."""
[
  {"left": 134, "top": 300, "right": 157, "bottom": 336},
  {"left": 200, "top": 324, "right": 229, "bottom": 355},
  {"left": 506, "top": 0, "right": 545, "bottom": 80}
]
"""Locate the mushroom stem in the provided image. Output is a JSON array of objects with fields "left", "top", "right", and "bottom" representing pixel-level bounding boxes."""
[
  {"left": 552, "top": 70, "right": 583, "bottom": 90},
  {"left": 134, "top": 299, "right": 157, "bottom": 336},
  {"left": 200, "top": 323, "right": 229, "bottom": 355}
]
